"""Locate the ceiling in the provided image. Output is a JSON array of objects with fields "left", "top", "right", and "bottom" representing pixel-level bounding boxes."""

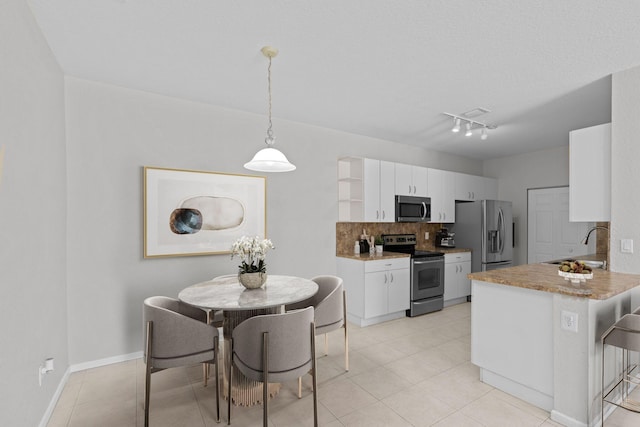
[{"left": 27, "top": 0, "right": 640, "bottom": 160}]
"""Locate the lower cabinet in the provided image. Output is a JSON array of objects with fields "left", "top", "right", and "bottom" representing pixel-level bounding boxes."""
[
  {"left": 336, "top": 256, "right": 410, "bottom": 327},
  {"left": 444, "top": 252, "right": 471, "bottom": 305}
]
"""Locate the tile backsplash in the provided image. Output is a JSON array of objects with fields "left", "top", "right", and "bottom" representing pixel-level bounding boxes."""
[{"left": 336, "top": 222, "right": 446, "bottom": 254}]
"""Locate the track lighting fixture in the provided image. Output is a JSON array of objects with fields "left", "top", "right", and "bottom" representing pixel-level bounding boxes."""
[
  {"left": 443, "top": 112, "right": 497, "bottom": 141},
  {"left": 451, "top": 118, "right": 461, "bottom": 133}
]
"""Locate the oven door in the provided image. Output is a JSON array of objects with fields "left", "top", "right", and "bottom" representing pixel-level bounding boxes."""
[{"left": 411, "top": 257, "right": 445, "bottom": 300}]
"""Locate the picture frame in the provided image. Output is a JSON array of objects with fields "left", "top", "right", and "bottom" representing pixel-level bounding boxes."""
[{"left": 144, "top": 166, "right": 266, "bottom": 258}]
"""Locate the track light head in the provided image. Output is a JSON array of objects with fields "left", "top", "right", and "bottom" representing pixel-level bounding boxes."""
[
  {"left": 452, "top": 118, "right": 461, "bottom": 133},
  {"left": 480, "top": 127, "right": 488, "bottom": 140},
  {"left": 464, "top": 122, "right": 473, "bottom": 137}
]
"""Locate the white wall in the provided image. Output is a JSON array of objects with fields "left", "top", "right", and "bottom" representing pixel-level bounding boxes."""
[
  {"left": 0, "top": 1, "right": 67, "bottom": 425},
  {"left": 483, "top": 146, "right": 570, "bottom": 266},
  {"left": 611, "top": 66, "right": 640, "bottom": 275},
  {"left": 64, "top": 77, "right": 483, "bottom": 364}
]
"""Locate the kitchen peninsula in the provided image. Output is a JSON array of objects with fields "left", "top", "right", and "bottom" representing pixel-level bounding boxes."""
[{"left": 469, "top": 263, "right": 640, "bottom": 427}]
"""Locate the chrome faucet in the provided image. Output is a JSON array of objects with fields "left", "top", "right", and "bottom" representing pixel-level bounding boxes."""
[{"left": 581, "top": 226, "right": 609, "bottom": 245}]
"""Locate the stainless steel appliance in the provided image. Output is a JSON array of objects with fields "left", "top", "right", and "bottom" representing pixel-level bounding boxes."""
[
  {"left": 395, "top": 195, "right": 431, "bottom": 223},
  {"left": 453, "top": 200, "right": 513, "bottom": 272},
  {"left": 435, "top": 228, "right": 455, "bottom": 248},
  {"left": 382, "top": 234, "right": 445, "bottom": 317}
]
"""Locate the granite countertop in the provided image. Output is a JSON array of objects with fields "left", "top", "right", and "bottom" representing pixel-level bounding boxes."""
[
  {"left": 432, "top": 247, "right": 471, "bottom": 254},
  {"left": 468, "top": 263, "right": 640, "bottom": 300},
  {"left": 337, "top": 247, "right": 470, "bottom": 260},
  {"left": 336, "top": 251, "right": 410, "bottom": 261}
]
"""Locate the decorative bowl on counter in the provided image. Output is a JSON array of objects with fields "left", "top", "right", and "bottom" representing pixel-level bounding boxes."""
[{"left": 558, "top": 270, "right": 593, "bottom": 284}]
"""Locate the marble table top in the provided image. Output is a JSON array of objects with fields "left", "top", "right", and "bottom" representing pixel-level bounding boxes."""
[{"left": 178, "top": 275, "right": 318, "bottom": 311}]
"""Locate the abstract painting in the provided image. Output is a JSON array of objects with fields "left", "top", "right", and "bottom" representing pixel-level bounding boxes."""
[{"left": 144, "top": 166, "right": 266, "bottom": 258}]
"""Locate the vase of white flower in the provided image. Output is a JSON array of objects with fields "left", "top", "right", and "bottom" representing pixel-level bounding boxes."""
[{"left": 231, "top": 236, "right": 274, "bottom": 289}]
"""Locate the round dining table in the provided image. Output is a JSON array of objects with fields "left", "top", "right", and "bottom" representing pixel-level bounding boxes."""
[{"left": 178, "top": 274, "right": 318, "bottom": 406}]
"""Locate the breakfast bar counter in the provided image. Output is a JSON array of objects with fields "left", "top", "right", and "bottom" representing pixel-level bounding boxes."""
[
  {"left": 468, "top": 263, "right": 640, "bottom": 300},
  {"left": 469, "top": 264, "right": 640, "bottom": 426}
]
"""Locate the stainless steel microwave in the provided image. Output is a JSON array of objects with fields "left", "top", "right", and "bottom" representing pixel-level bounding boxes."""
[{"left": 395, "top": 195, "right": 431, "bottom": 222}]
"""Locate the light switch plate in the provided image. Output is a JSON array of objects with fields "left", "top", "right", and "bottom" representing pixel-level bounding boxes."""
[
  {"left": 561, "top": 310, "right": 579, "bottom": 333},
  {"left": 425, "top": 232, "right": 429, "bottom": 240},
  {"left": 621, "top": 239, "right": 634, "bottom": 254}
]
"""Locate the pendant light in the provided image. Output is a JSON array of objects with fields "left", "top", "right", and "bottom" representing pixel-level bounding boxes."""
[{"left": 244, "top": 46, "right": 296, "bottom": 172}]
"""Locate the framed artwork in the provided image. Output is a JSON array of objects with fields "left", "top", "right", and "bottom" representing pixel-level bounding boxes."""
[{"left": 144, "top": 166, "right": 266, "bottom": 258}]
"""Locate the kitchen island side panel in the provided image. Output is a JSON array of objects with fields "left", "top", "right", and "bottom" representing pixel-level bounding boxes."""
[{"left": 471, "top": 280, "right": 554, "bottom": 410}]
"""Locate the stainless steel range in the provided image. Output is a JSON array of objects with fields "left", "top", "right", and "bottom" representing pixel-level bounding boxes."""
[{"left": 382, "top": 234, "right": 445, "bottom": 317}]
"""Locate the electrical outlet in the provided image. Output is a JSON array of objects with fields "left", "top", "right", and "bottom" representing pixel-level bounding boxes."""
[
  {"left": 425, "top": 232, "right": 429, "bottom": 240},
  {"left": 561, "top": 310, "right": 579, "bottom": 333}
]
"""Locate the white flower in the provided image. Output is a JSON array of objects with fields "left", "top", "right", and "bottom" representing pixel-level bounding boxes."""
[{"left": 231, "top": 236, "right": 274, "bottom": 273}]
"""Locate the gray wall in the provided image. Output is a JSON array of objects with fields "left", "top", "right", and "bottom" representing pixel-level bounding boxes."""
[
  {"left": 483, "top": 146, "right": 570, "bottom": 266},
  {"left": 0, "top": 0, "right": 68, "bottom": 425},
  {"left": 64, "top": 77, "right": 483, "bottom": 364},
  {"left": 611, "top": 66, "right": 640, "bottom": 278}
]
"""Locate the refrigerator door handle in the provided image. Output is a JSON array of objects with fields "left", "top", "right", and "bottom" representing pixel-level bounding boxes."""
[{"left": 498, "top": 207, "right": 505, "bottom": 254}]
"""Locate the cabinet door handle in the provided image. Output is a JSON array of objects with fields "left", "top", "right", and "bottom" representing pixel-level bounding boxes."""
[
  {"left": 384, "top": 273, "right": 388, "bottom": 284},
  {"left": 413, "top": 185, "right": 417, "bottom": 194},
  {"left": 390, "top": 272, "right": 394, "bottom": 283},
  {"left": 382, "top": 210, "right": 385, "bottom": 220},
  {"left": 376, "top": 210, "right": 380, "bottom": 220},
  {"left": 472, "top": 191, "right": 475, "bottom": 199},
  {"left": 409, "top": 185, "right": 412, "bottom": 194}
]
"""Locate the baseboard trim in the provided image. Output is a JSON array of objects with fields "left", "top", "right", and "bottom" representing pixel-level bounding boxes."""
[
  {"left": 38, "top": 351, "right": 143, "bottom": 427},
  {"left": 38, "top": 367, "right": 71, "bottom": 427},
  {"left": 70, "top": 351, "right": 143, "bottom": 373}
]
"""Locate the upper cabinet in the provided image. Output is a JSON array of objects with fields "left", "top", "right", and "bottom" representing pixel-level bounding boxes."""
[
  {"left": 428, "top": 168, "right": 455, "bottom": 223},
  {"left": 455, "top": 173, "right": 498, "bottom": 201},
  {"left": 395, "top": 164, "right": 428, "bottom": 197},
  {"left": 338, "top": 157, "right": 395, "bottom": 222},
  {"left": 569, "top": 123, "right": 611, "bottom": 222}
]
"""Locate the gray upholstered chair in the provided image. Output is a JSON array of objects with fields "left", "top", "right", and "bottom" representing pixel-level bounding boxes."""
[
  {"left": 287, "top": 275, "right": 348, "bottom": 397},
  {"left": 143, "top": 296, "right": 220, "bottom": 426},
  {"left": 227, "top": 306, "right": 318, "bottom": 427}
]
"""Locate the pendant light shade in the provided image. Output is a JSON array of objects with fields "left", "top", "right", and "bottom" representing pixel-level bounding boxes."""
[
  {"left": 244, "top": 140, "right": 296, "bottom": 172},
  {"left": 244, "top": 46, "right": 296, "bottom": 173}
]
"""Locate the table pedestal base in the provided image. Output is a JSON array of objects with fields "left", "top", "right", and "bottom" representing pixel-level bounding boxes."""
[{"left": 223, "top": 308, "right": 281, "bottom": 406}]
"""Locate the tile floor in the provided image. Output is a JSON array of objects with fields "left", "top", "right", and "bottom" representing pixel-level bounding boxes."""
[{"left": 47, "top": 303, "right": 639, "bottom": 426}]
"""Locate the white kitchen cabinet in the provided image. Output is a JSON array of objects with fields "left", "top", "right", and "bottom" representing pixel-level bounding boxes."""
[
  {"left": 455, "top": 173, "right": 498, "bottom": 201},
  {"left": 444, "top": 252, "right": 471, "bottom": 305},
  {"left": 395, "top": 163, "right": 428, "bottom": 197},
  {"left": 428, "top": 168, "right": 455, "bottom": 223},
  {"left": 569, "top": 123, "right": 611, "bottom": 222},
  {"left": 455, "top": 173, "right": 480, "bottom": 201},
  {"left": 336, "top": 256, "right": 410, "bottom": 327},
  {"left": 338, "top": 157, "right": 394, "bottom": 222}
]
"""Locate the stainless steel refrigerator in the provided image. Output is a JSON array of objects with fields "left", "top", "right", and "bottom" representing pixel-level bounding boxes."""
[{"left": 453, "top": 200, "right": 513, "bottom": 272}]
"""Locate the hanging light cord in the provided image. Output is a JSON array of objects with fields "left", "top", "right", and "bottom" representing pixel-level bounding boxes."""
[{"left": 265, "top": 55, "right": 274, "bottom": 144}]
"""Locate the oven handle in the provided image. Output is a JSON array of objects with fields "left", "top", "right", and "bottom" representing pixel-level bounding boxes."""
[{"left": 413, "top": 259, "right": 443, "bottom": 265}]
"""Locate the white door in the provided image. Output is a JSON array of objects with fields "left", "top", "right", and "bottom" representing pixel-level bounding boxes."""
[{"left": 527, "top": 187, "right": 594, "bottom": 263}]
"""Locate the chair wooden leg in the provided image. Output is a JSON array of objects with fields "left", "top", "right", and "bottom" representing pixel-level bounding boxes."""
[
  {"left": 311, "top": 322, "right": 318, "bottom": 427},
  {"left": 262, "top": 332, "right": 269, "bottom": 427},
  {"left": 343, "top": 290, "right": 349, "bottom": 371},
  {"left": 144, "top": 321, "right": 153, "bottom": 427}
]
